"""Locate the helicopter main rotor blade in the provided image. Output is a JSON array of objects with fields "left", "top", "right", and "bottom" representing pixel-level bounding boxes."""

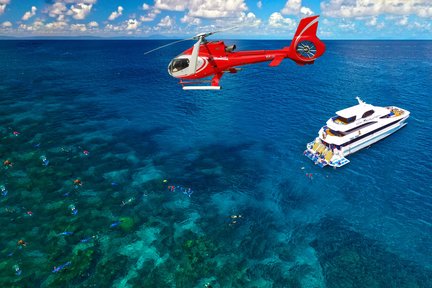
[
  {"left": 189, "top": 37, "right": 202, "bottom": 74},
  {"left": 206, "top": 26, "right": 238, "bottom": 37},
  {"left": 193, "top": 26, "right": 238, "bottom": 40},
  {"left": 143, "top": 38, "right": 193, "bottom": 55}
]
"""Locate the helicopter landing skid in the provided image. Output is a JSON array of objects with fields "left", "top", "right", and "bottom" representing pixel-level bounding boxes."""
[
  {"left": 180, "top": 73, "right": 222, "bottom": 90},
  {"left": 183, "top": 86, "right": 221, "bottom": 90}
]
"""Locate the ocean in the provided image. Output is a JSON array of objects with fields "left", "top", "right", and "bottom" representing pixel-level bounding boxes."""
[{"left": 0, "top": 40, "right": 431, "bottom": 287}]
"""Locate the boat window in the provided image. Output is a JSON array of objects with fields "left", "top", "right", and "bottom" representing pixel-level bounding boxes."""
[
  {"left": 329, "top": 129, "right": 344, "bottom": 137},
  {"left": 345, "top": 121, "right": 377, "bottom": 133},
  {"left": 169, "top": 58, "right": 189, "bottom": 73},
  {"left": 362, "top": 110, "right": 374, "bottom": 118},
  {"left": 334, "top": 116, "right": 356, "bottom": 124}
]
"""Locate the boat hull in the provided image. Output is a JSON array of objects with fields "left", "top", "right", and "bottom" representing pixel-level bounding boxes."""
[{"left": 342, "top": 117, "right": 408, "bottom": 157}]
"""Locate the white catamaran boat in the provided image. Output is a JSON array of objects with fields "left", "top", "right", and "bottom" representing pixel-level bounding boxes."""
[{"left": 304, "top": 97, "right": 410, "bottom": 168}]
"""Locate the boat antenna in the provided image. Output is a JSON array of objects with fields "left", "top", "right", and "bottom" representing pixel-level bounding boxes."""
[{"left": 356, "top": 96, "right": 365, "bottom": 105}]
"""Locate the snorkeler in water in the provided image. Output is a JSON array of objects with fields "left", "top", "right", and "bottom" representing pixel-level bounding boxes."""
[
  {"left": 13, "top": 264, "right": 22, "bottom": 276},
  {"left": 1, "top": 185, "right": 8, "bottom": 196},
  {"left": 73, "top": 179, "right": 82, "bottom": 188},
  {"left": 17, "top": 239, "right": 27, "bottom": 248},
  {"left": 110, "top": 221, "right": 121, "bottom": 228},
  {"left": 68, "top": 204, "right": 78, "bottom": 215},
  {"left": 121, "top": 197, "right": 135, "bottom": 207},
  {"left": 40, "top": 155, "right": 49, "bottom": 166},
  {"left": 52, "top": 261, "right": 71, "bottom": 273},
  {"left": 3, "top": 160, "right": 13, "bottom": 167}
]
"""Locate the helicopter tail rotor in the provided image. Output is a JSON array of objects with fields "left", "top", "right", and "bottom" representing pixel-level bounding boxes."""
[{"left": 287, "top": 16, "right": 325, "bottom": 64}]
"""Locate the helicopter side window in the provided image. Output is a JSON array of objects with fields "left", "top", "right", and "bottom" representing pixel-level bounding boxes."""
[{"left": 169, "top": 58, "right": 189, "bottom": 73}]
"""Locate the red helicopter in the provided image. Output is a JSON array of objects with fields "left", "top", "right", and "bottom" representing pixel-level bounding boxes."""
[{"left": 145, "top": 16, "right": 325, "bottom": 90}]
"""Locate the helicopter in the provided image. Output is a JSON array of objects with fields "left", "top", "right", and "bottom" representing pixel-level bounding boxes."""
[{"left": 145, "top": 16, "right": 325, "bottom": 90}]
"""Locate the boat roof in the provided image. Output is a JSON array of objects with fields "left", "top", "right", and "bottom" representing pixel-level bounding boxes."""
[
  {"left": 336, "top": 97, "right": 383, "bottom": 119},
  {"left": 336, "top": 103, "right": 375, "bottom": 118}
]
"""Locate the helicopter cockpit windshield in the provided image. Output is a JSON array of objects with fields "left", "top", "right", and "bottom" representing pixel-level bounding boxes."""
[{"left": 169, "top": 57, "right": 189, "bottom": 73}]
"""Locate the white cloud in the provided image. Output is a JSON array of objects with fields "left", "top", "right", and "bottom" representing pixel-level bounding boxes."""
[
  {"left": 181, "top": 14, "right": 202, "bottom": 25},
  {"left": 281, "top": 0, "right": 301, "bottom": 15},
  {"left": 142, "top": 3, "right": 151, "bottom": 10},
  {"left": 413, "top": 21, "right": 431, "bottom": 31},
  {"left": 108, "top": 6, "right": 123, "bottom": 21},
  {"left": 88, "top": 21, "right": 98, "bottom": 28},
  {"left": 396, "top": 16, "right": 408, "bottom": 26},
  {"left": 154, "top": 0, "right": 248, "bottom": 19},
  {"left": 46, "top": 1, "right": 95, "bottom": 21},
  {"left": 321, "top": 0, "right": 432, "bottom": 18},
  {"left": 300, "top": 6, "right": 313, "bottom": 16},
  {"left": 188, "top": 0, "right": 248, "bottom": 18},
  {"left": 71, "top": 23, "right": 87, "bottom": 31},
  {"left": 238, "top": 12, "right": 261, "bottom": 27},
  {"left": 46, "top": 21, "right": 68, "bottom": 30},
  {"left": 126, "top": 19, "right": 140, "bottom": 30},
  {"left": 64, "top": 0, "right": 96, "bottom": 3},
  {"left": 0, "top": 0, "right": 10, "bottom": 15},
  {"left": 105, "top": 24, "right": 121, "bottom": 31},
  {"left": 2, "top": 21, "right": 12, "bottom": 28},
  {"left": 69, "top": 3, "right": 93, "bottom": 20},
  {"left": 257, "top": 1, "right": 262, "bottom": 9},
  {"left": 339, "top": 22, "right": 355, "bottom": 31},
  {"left": 154, "top": 0, "right": 187, "bottom": 11},
  {"left": 157, "top": 15, "right": 174, "bottom": 28},
  {"left": 268, "top": 12, "right": 296, "bottom": 29},
  {"left": 366, "top": 16, "right": 377, "bottom": 26},
  {"left": 22, "top": 6, "right": 37, "bottom": 21},
  {"left": 48, "top": 2, "right": 68, "bottom": 18},
  {"left": 281, "top": 0, "right": 314, "bottom": 16},
  {"left": 140, "top": 9, "right": 160, "bottom": 22},
  {"left": 19, "top": 20, "right": 44, "bottom": 31}
]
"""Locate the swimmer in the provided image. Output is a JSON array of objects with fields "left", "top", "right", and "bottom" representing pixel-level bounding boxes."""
[
  {"left": 52, "top": 261, "right": 71, "bottom": 273},
  {"left": 163, "top": 179, "right": 168, "bottom": 183},
  {"left": 26, "top": 211, "right": 33, "bottom": 216},
  {"left": 80, "top": 235, "right": 96, "bottom": 243},
  {"left": 40, "top": 155, "right": 49, "bottom": 166},
  {"left": 110, "top": 221, "right": 121, "bottom": 228},
  {"left": 73, "top": 179, "right": 82, "bottom": 187},
  {"left": 13, "top": 131, "right": 20, "bottom": 136},
  {"left": 68, "top": 204, "right": 78, "bottom": 215},
  {"left": 121, "top": 197, "right": 135, "bottom": 207},
  {"left": 58, "top": 231, "right": 73, "bottom": 236},
  {"left": 3, "top": 160, "right": 13, "bottom": 167},
  {"left": 13, "top": 265, "right": 22, "bottom": 276},
  {"left": 83, "top": 150, "right": 89, "bottom": 155},
  {"left": 1, "top": 185, "right": 7, "bottom": 196},
  {"left": 17, "top": 239, "right": 27, "bottom": 247}
]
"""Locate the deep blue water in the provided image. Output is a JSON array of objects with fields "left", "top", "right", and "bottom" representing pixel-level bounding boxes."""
[{"left": 0, "top": 40, "right": 431, "bottom": 287}]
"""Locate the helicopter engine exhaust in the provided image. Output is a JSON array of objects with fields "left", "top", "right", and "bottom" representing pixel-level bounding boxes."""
[{"left": 225, "top": 45, "right": 236, "bottom": 52}]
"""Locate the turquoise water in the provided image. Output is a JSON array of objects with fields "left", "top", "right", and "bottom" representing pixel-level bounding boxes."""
[{"left": 0, "top": 40, "right": 431, "bottom": 287}]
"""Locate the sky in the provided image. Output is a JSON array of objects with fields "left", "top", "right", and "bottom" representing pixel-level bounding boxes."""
[{"left": 0, "top": 0, "right": 431, "bottom": 39}]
